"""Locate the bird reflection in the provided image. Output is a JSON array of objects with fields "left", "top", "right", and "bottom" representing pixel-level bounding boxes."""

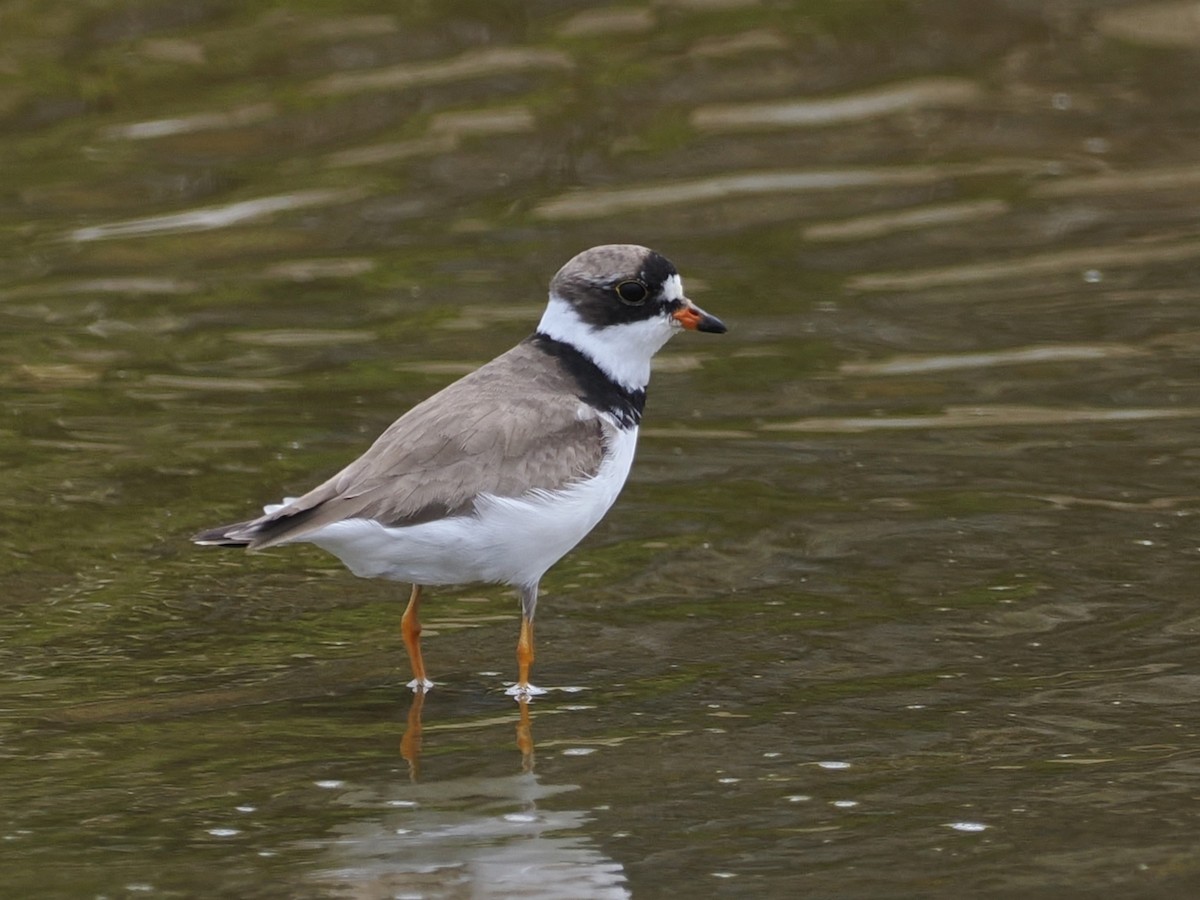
[
  {"left": 400, "top": 688, "right": 536, "bottom": 780},
  {"left": 516, "top": 696, "right": 535, "bottom": 774},
  {"left": 315, "top": 688, "right": 629, "bottom": 897},
  {"left": 399, "top": 688, "right": 425, "bottom": 780}
]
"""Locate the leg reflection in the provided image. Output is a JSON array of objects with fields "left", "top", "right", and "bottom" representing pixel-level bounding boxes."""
[
  {"left": 516, "top": 697, "right": 535, "bottom": 774},
  {"left": 400, "top": 688, "right": 425, "bottom": 781},
  {"left": 399, "top": 689, "right": 538, "bottom": 777}
]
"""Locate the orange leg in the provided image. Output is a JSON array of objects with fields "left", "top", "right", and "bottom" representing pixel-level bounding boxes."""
[
  {"left": 517, "top": 615, "right": 535, "bottom": 689},
  {"left": 506, "top": 584, "right": 546, "bottom": 699},
  {"left": 401, "top": 584, "right": 433, "bottom": 691}
]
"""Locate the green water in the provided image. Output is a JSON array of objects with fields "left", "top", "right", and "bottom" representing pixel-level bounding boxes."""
[{"left": 4, "top": 1, "right": 1200, "bottom": 897}]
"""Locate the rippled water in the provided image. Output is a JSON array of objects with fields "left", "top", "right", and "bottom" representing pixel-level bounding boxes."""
[{"left": 4, "top": 1, "right": 1200, "bottom": 897}]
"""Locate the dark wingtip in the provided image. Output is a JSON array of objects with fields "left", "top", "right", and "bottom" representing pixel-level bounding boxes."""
[{"left": 191, "top": 523, "right": 253, "bottom": 547}]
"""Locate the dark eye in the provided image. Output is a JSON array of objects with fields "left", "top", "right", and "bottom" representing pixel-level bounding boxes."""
[{"left": 615, "top": 280, "right": 648, "bottom": 305}]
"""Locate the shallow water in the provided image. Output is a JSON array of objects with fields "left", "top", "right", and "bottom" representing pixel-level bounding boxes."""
[{"left": 4, "top": 1, "right": 1200, "bottom": 897}]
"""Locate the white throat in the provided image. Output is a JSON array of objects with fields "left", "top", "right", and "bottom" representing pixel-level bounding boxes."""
[{"left": 536, "top": 292, "right": 678, "bottom": 391}]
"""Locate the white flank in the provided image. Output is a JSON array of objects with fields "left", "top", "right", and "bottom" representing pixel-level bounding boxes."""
[
  {"left": 293, "top": 424, "right": 639, "bottom": 587},
  {"left": 536, "top": 292, "right": 679, "bottom": 391}
]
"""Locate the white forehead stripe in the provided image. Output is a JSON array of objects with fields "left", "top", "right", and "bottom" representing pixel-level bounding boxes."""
[{"left": 662, "top": 273, "right": 685, "bottom": 302}]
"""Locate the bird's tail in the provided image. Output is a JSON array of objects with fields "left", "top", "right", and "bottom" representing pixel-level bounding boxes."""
[
  {"left": 191, "top": 520, "right": 259, "bottom": 547},
  {"left": 192, "top": 499, "right": 311, "bottom": 549}
]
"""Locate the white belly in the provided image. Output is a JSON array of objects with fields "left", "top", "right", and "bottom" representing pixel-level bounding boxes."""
[{"left": 291, "top": 427, "right": 638, "bottom": 588}]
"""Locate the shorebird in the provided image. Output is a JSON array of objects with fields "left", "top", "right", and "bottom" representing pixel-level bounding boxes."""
[{"left": 192, "top": 245, "right": 726, "bottom": 698}]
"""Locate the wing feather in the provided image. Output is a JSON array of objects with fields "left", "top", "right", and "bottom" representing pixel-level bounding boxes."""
[{"left": 231, "top": 341, "right": 611, "bottom": 549}]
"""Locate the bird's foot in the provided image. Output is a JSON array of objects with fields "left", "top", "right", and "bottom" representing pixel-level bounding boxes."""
[
  {"left": 504, "top": 682, "right": 548, "bottom": 701},
  {"left": 407, "top": 677, "right": 434, "bottom": 693}
]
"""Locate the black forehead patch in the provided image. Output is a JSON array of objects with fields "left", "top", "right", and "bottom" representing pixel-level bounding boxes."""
[
  {"left": 550, "top": 245, "right": 682, "bottom": 329},
  {"left": 637, "top": 250, "right": 677, "bottom": 290}
]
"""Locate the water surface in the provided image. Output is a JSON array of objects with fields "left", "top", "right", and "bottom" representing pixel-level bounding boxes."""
[{"left": 3, "top": 1, "right": 1200, "bottom": 897}]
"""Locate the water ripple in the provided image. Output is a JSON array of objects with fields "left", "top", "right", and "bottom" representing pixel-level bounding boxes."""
[
  {"left": 692, "top": 77, "right": 983, "bottom": 131},
  {"left": 839, "top": 343, "right": 1146, "bottom": 376},
  {"left": 850, "top": 237, "right": 1200, "bottom": 291},
  {"left": 68, "top": 189, "right": 362, "bottom": 242},
  {"left": 310, "top": 46, "right": 572, "bottom": 96},
  {"left": 764, "top": 405, "right": 1200, "bottom": 433},
  {"left": 101, "top": 103, "right": 277, "bottom": 141}
]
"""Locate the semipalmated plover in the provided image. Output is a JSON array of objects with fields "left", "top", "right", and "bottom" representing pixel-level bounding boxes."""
[{"left": 193, "top": 244, "right": 726, "bottom": 698}]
